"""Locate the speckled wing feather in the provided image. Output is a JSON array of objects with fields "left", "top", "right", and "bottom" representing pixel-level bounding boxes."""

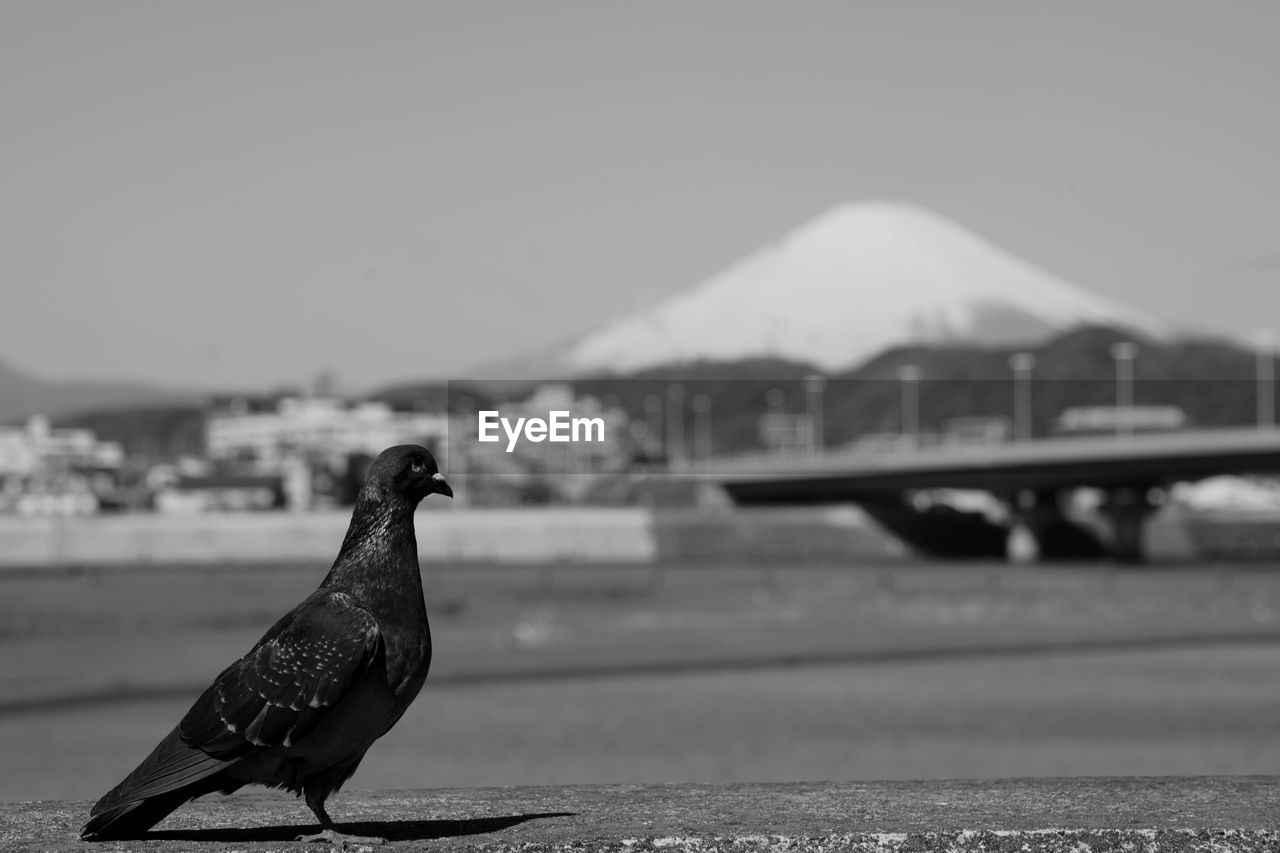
[
  {"left": 178, "top": 591, "right": 383, "bottom": 757},
  {"left": 84, "top": 592, "right": 382, "bottom": 833}
]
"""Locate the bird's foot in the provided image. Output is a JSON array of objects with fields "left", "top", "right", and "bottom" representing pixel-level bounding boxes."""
[{"left": 294, "top": 827, "right": 387, "bottom": 849}]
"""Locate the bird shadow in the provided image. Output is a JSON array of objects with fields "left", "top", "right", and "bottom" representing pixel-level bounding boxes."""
[{"left": 143, "top": 811, "right": 577, "bottom": 843}]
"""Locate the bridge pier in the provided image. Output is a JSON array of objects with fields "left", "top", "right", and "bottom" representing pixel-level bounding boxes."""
[
  {"left": 1006, "top": 490, "right": 1055, "bottom": 564},
  {"left": 1096, "top": 486, "right": 1162, "bottom": 563},
  {"left": 856, "top": 494, "right": 1010, "bottom": 559},
  {"left": 1005, "top": 489, "right": 1107, "bottom": 564}
]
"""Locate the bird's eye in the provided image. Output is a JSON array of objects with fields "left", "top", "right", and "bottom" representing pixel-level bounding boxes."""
[{"left": 410, "top": 457, "right": 425, "bottom": 473}]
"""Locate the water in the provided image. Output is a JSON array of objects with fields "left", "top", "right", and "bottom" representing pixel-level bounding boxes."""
[{"left": 3, "top": 560, "right": 1279, "bottom": 802}]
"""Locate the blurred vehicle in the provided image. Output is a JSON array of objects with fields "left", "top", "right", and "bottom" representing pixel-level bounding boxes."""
[{"left": 1052, "top": 405, "right": 1187, "bottom": 435}]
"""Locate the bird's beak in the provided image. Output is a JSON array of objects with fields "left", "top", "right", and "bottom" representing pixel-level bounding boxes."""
[{"left": 431, "top": 472, "right": 454, "bottom": 499}]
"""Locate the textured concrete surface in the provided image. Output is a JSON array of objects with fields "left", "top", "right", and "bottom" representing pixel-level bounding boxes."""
[
  {"left": 0, "top": 509, "right": 660, "bottom": 568},
  {"left": 4, "top": 778, "right": 1278, "bottom": 852},
  {"left": 0, "top": 503, "right": 1225, "bottom": 571},
  {"left": 0, "top": 507, "right": 897, "bottom": 569}
]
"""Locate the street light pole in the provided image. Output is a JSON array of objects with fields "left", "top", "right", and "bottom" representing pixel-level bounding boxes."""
[
  {"left": 897, "top": 365, "right": 921, "bottom": 448},
  {"left": 691, "top": 394, "right": 712, "bottom": 460},
  {"left": 1008, "top": 353, "right": 1036, "bottom": 442},
  {"left": 804, "top": 375, "right": 826, "bottom": 454},
  {"left": 1258, "top": 330, "right": 1275, "bottom": 430},
  {"left": 764, "top": 387, "right": 786, "bottom": 454},
  {"left": 666, "top": 383, "right": 686, "bottom": 467},
  {"left": 642, "top": 394, "right": 662, "bottom": 462},
  {"left": 1109, "top": 341, "right": 1138, "bottom": 438}
]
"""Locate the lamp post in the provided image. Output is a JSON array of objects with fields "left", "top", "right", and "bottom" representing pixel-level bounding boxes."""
[
  {"left": 897, "top": 365, "right": 922, "bottom": 448},
  {"left": 1008, "top": 353, "right": 1036, "bottom": 442},
  {"left": 764, "top": 387, "right": 786, "bottom": 454},
  {"left": 803, "top": 374, "right": 826, "bottom": 454},
  {"left": 642, "top": 394, "right": 662, "bottom": 461},
  {"left": 1258, "top": 329, "right": 1275, "bottom": 430},
  {"left": 1109, "top": 341, "right": 1138, "bottom": 438},
  {"left": 666, "top": 383, "right": 686, "bottom": 467},
  {"left": 691, "top": 394, "right": 712, "bottom": 460}
]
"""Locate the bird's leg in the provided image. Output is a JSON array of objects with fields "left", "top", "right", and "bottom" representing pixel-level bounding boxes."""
[{"left": 296, "top": 791, "right": 387, "bottom": 847}]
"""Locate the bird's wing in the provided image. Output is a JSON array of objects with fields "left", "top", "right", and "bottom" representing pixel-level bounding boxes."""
[
  {"left": 177, "top": 591, "right": 383, "bottom": 758},
  {"left": 83, "top": 592, "right": 383, "bottom": 836}
]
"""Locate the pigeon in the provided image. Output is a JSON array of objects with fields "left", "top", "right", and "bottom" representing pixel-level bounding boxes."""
[{"left": 82, "top": 445, "right": 452, "bottom": 845}]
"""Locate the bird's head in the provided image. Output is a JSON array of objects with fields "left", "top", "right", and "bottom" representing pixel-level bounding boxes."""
[{"left": 361, "top": 444, "right": 453, "bottom": 505}]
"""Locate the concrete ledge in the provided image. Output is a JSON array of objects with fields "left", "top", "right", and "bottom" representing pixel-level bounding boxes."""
[
  {"left": 5, "top": 778, "right": 1279, "bottom": 852},
  {"left": 0, "top": 509, "right": 661, "bottom": 568},
  {"left": 0, "top": 508, "right": 901, "bottom": 569}
]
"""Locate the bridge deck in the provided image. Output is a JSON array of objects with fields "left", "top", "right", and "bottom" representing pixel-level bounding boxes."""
[{"left": 706, "top": 427, "right": 1280, "bottom": 501}]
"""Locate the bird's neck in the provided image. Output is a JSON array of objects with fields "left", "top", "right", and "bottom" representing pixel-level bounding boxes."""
[{"left": 321, "top": 496, "right": 426, "bottom": 619}]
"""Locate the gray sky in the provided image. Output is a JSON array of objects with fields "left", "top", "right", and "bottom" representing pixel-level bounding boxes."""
[{"left": 2, "top": 2, "right": 1278, "bottom": 390}]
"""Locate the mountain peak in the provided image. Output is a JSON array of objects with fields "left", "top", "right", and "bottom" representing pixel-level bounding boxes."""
[
  {"left": 559, "top": 202, "right": 1168, "bottom": 375},
  {"left": 791, "top": 200, "right": 948, "bottom": 237}
]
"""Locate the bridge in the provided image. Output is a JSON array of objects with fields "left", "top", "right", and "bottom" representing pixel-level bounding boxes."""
[{"left": 705, "top": 427, "right": 1280, "bottom": 562}]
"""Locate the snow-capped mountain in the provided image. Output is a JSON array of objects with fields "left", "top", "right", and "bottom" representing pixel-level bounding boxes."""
[{"left": 558, "top": 202, "right": 1167, "bottom": 374}]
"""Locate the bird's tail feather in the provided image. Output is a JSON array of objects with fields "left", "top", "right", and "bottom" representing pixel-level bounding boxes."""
[
  {"left": 82, "top": 725, "right": 236, "bottom": 841},
  {"left": 81, "top": 784, "right": 218, "bottom": 841}
]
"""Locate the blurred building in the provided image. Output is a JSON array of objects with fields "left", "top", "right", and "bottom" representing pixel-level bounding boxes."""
[
  {"left": 455, "top": 384, "right": 632, "bottom": 504},
  {"left": 759, "top": 411, "right": 815, "bottom": 455},
  {"left": 0, "top": 416, "right": 125, "bottom": 515},
  {"left": 154, "top": 473, "right": 286, "bottom": 514},
  {"left": 942, "top": 416, "right": 1012, "bottom": 446},
  {"left": 205, "top": 397, "right": 450, "bottom": 467}
]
